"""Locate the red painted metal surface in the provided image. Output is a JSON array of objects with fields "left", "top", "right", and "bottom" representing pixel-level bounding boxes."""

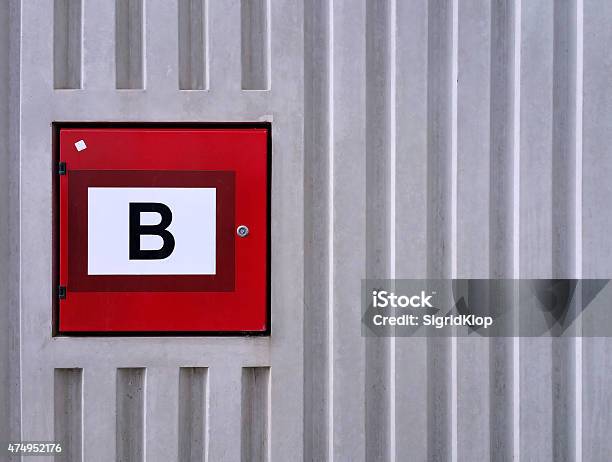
[{"left": 57, "top": 126, "right": 270, "bottom": 334}]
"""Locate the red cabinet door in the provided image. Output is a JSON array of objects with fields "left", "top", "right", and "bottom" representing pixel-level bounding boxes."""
[{"left": 57, "top": 124, "right": 270, "bottom": 334}]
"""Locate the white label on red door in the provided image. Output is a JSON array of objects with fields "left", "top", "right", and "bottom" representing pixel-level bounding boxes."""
[{"left": 87, "top": 187, "right": 216, "bottom": 275}]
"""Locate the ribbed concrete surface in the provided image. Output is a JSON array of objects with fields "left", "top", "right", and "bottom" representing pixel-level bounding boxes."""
[{"left": 1, "top": 0, "right": 611, "bottom": 461}]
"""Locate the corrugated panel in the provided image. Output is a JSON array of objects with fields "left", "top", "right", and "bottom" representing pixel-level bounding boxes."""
[
  {"left": 2, "top": 0, "right": 612, "bottom": 461},
  {"left": 302, "top": 0, "right": 600, "bottom": 461}
]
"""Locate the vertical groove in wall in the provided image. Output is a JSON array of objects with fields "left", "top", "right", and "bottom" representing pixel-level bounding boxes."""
[
  {"left": 388, "top": 0, "right": 397, "bottom": 458},
  {"left": 0, "top": 0, "right": 12, "bottom": 450},
  {"left": 327, "top": 1, "right": 335, "bottom": 459},
  {"left": 456, "top": 0, "right": 492, "bottom": 458},
  {"left": 116, "top": 368, "right": 145, "bottom": 462},
  {"left": 241, "top": 0, "right": 270, "bottom": 90},
  {"left": 427, "top": 1, "right": 453, "bottom": 460},
  {"left": 450, "top": 0, "right": 458, "bottom": 458},
  {"left": 490, "top": 2, "right": 515, "bottom": 279},
  {"left": 393, "top": 0, "right": 428, "bottom": 459},
  {"left": 552, "top": 0, "right": 579, "bottom": 460},
  {"left": 365, "top": 0, "right": 392, "bottom": 461},
  {"left": 328, "top": 1, "right": 367, "bottom": 459},
  {"left": 178, "top": 0, "right": 207, "bottom": 90},
  {"left": 573, "top": 1, "right": 583, "bottom": 460},
  {"left": 488, "top": 0, "right": 515, "bottom": 460},
  {"left": 54, "top": 369, "right": 82, "bottom": 462},
  {"left": 303, "top": 0, "right": 330, "bottom": 459},
  {"left": 519, "top": 0, "right": 558, "bottom": 460},
  {"left": 7, "top": 0, "right": 20, "bottom": 450},
  {"left": 241, "top": 367, "right": 270, "bottom": 462},
  {"left": 552, "top": 0, "right": 576, "bottom": 278},
  {"left": 178, "top": 368, "right": 208, "bottom": 462},
  {"left": 115, "top": 0, "right": 144, "bottom": 89},
  {"left": 511, "top": 0, "right": 522, "bottom": 458},
  {"left": 582, "top": 0, "right": 612, "bottom": 456},
  {"left": 53, "top": 0, "right": 82, "bottom": 89}
]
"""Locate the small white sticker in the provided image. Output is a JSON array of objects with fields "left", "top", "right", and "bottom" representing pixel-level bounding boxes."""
[{"left": 74, "top": 140, "right": 87, "bottom": 151}]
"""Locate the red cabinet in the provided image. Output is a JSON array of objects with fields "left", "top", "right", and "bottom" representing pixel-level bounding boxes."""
[{"left": 56, "top": 124, "right": 270, "bottom": 335}]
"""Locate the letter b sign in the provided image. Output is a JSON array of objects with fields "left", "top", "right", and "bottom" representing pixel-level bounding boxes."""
[{"left": 88, "top": 187, "right": 217, "bottom": 275}]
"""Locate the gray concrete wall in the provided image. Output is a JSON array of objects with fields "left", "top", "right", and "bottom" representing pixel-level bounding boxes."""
[
  {"left": 3, "top": 0, "right": 612, "bottom": 461},
  {"left": 16, "top": 0, "right": 302, "bottom": 461},
  {"left": 303, "top": 0, "right": 604, "bottom": 461}
]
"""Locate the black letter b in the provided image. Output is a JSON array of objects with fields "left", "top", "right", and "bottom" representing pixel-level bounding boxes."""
[{"left": 129, "top": 202, "right": 176, "bottom": 260}]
